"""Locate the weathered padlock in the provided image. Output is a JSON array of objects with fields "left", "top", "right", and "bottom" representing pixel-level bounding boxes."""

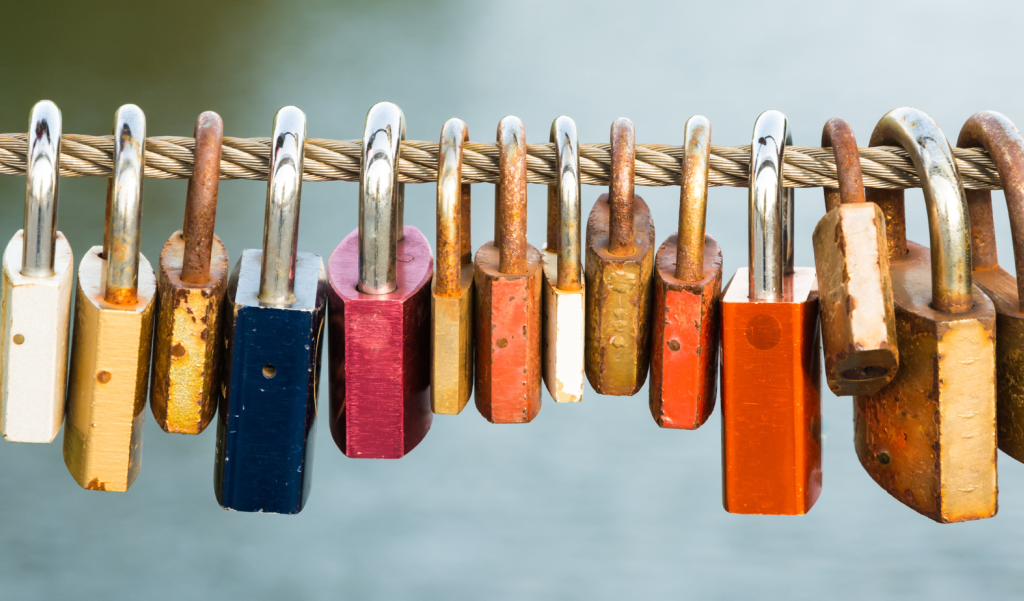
[
  {"left": 585, "top": 118, "right": 655, "bottom": 396},
  {"left": 649, "top": 115, "right": 722, "bottom": 429},
  {"left": 720, "top": 110, "right": 822, "bottom": 515},
  {"left": 474, "top": 116, "right": 543, "bottom": 423},
  {"left": 0, "top": 100, "right": 73, "bottom": 443},
  {"left": 855, "top": 107, "right": 996, "bottom": 523},
  {"left": 150, "top": 111, "right": 229, "bottom": 435},
  {"left": 64, "top": 104, "right": 156, "bottom": 492},
  {"left": 214, "top": 106, "right": 326, "bottom": 514},
  {"left": 958, "top": 110, "right": 1024, "bottom": 465},
  {"left": 328, "top": 102, "right": 433, "bottom": 455},
  {"left": 812, "top": 118, "right": 897, "bottom": 396},
  {"left": 431, "top": 117, "right": 474, "bottom": 415},
  {"left": 542, "top": 116, "right": 585, "bottom": 403}
]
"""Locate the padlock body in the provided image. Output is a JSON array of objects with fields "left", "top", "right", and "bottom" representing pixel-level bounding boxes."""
[
  {"left": 812, "top": 203, "right": 898, "bottom": 396},
  {"left": 542, "top": 248, "right": 585, "bottom": 403},
  {"left": 649, "top": 233, "right": 722, "bottom": 429},
  {"left": 150, "top": 230, "right": 229, "bottom": 435},
  {"left": 328, "top": 226, "right": 432, "bottom": 457},
  {"left": 474, "top": 241, "right": 543, "bottom": 423},
  {"left": 64, "top": 246, "right": 156, "bottom": 492},
  {"left": 431, "top": 264, "right": 474, "bottom": 415},
  {"left": 721, "top": 267, "right": 821, "bottom": 515},
  {"left": 854, "top": 242, "right": 996, "bottom": 523},
  {"left": 584, "top": 193, "right": 655, "bottom": 396},
  {"left": 215, "top": 249, "right": 326, "bottom": 514},
  {"left": 0, "top": 231, "right": 73, "bottom": 443}
]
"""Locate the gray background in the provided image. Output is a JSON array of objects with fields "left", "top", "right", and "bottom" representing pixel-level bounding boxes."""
[{"left": 0, "top": 1, "right": 1022, "bottom": 598}]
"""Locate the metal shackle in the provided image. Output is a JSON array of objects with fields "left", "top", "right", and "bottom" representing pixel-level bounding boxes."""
[
  {"left": 748, "top": 110, "right": 793, "bottom": 300},
  {"left": 22, "top": 100, "right": 62, "bottom": 278},
  {"left": 181, "top": 111, "right": 224, "bottom": 285},
  {"left": 608, "top": 118, "right": 636, "bottom": 256},
  {"left": 258, "top": 106, "right": 306, "bottom": 305},
  {"left": 675, "top": 115, "right": 712, "bottom": 282},
  {"left": 821, "top": 117, "right": 866, "bottom": 212},
  {"left": 358, "top": 102, "right": 405, "bottom": 295},
  {"left": 435, "top": 117, "right": 471, "bottom": 298},
  {"left": 548, "top": 116, "right": 581, "bottom": 291},
  {"left": 870, "top": 107, "right": 972, "bottom": 313},
  {"left": 496, "top": 116, "right": 528, "bottom": 275},
  {"left": 103, "top": 104, "right": 146, "bottom": 305}
]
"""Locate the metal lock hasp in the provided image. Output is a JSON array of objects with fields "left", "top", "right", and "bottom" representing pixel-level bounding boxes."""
[
  {"left": 649, "top": 116, "right": 723, "bottom": 429},
  {"left": 855, "top": 108, "right": 996, "bottom": 524},
  {"left": 214, "top": 106, "right": 326, "bottom": 514},
  {"left": 720, "top": 110, "right": 822, "bottom": 515},
  {"left": 64, "top": 105, "right": 156, "bottom": 492},
  {"left": 328, "top": 102, "right": 433, "bottom": 456}
]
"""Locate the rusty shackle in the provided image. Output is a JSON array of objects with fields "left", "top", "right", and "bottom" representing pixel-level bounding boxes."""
[
  {"left": 180, "top": 111, "right": 223, "bottom": 285},
  {"left": 496, "top": 116, "right": 528, "bottom": 275},
  {"left": 435, "top": 118, "right": 471, "bottom": 298},
  {"left": 608, "top": 118, "right": 636, "bottom": 256},
  {"left": 675, "top": 115, "right": 712, "bottom": 282},
  {"left": 548, "top": 116, "right": 582, "bottom": 291},
  {"left": 103, "top": 104, "right": 146, "bottom": 305},
  {"left": 821, "top": 117, "right": 865, "bottom": 212}
]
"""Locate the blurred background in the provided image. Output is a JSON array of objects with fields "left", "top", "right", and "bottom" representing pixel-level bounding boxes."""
[{"left": 1, "top": 0, "right": 1023, "bottom": 598}]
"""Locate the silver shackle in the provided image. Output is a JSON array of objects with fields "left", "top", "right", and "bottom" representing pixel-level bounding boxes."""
[
  {"left": 103, "top": 104, "right": 146, "bottom": 305},
  {"left": 258, "top": 106, "right": 306, "bottom": 305},
  {"left": 550, "top": 115, "right": 582, "bottom": 290},
  {"left": 22, "top": 100, "right": 62, "bottom": 278},
  {"left": 748, "top": 110, "right": 793, "bottom": 300},
  {"left": 358, "top": 102, "right": 406, "bottom": 295}
]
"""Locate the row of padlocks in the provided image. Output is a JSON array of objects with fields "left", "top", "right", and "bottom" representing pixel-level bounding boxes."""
[{"left": 1, "top": 100, "right": 1019, "bottom": 523}]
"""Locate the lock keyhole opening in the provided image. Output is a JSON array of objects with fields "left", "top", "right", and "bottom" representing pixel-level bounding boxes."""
[{"left": 262, "top": 364, "right": 277, "bottom": 379}]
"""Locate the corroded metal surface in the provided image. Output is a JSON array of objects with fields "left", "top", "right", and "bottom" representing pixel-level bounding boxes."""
[{"left": 180, "top": 111, "right": 223, "bottom": 285}]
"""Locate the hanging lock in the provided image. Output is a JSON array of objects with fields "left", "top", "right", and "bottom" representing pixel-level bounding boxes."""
[
  {"left": 328, "top": 102, "right": 433, "bottom": 455},
  {"left": 474, "top": 116, "right": 543, "bottom": 423},
  {"left": 215, "top": 106, "right": 326, "bottom": 514},
  {"left": 812, "top": 118, "right": 897, "bottom": 396},
  {"left": 150, "top": 112, "right": 229, "bottom": 435},
  {"left": 855, "top": 108, "right": 996, "bottom": 523},
  {"left": 585, "top": 118, "right": 655, "bottom": 396},
  {"left": 431, "top": 118, "right": 474, "bottom": 415},
  {"left": 542, "top": 116, "right": 585, "bottom": 403},
  {"left": 0, "top": 101, "right": 73, "bottom": 443},
  {"left": 649, "top": 116, "right": 722, "bottom": 429},
  {"left": 64, "top": 105, "right": 156, "bottom": 492},
  {"left": 721, "top": 110, "right": 822, "bottom": 515}
]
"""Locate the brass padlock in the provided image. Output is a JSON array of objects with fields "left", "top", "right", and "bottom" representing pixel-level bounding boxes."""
[
  {"left": 855, "top": 107, "right": 997, "bottom": 523},
  {"left": 585, "top": 118, "right": 654, "bottom": 396},
  {"left": 150, "top": 111, "right": 229, "bottom": 434},
  {"left": 542, "top": 116, "right": 585, "bottom": 403},
  {"left": 64, "top": 105, "right": 156, "bottom": 492},
  {"left": 812, "top": 118, "right": 897, "bottom": 396}
]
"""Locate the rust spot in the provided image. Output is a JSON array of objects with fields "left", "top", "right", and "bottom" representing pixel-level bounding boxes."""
[
  {"left": 668, "top": 340, "right": 681, "bottom": 352},
  {"left": 86, "top": 478, "right": 107, "bottom": 491},
  {"left": 171, "top": 343, "right": 187, "bottom": 357},
  {"left": 96, "top": 371, "right": 112, "bottom": 384}
]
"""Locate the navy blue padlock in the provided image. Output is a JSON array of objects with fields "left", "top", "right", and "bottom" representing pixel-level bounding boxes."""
[{"left": 214, "top": 106, "right": 327, "bottom": 514}]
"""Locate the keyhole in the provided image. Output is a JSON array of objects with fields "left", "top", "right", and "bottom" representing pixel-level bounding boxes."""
[{"left": 262, "top": 364, "right": 277, "bottom": 379}]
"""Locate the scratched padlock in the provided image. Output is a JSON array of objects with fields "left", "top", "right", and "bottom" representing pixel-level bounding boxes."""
[
  {"left": 649, "top": 115, "right": 723, "bottom": 429},
  {"left": 64, "top": 104, "right": 156, "bottom": 492},
  {"left": 328, "top": 101, "right": 433, "bottom": 456},
  {"left": 150, "top": 111, "right": 229, "bottom": 435},
  {"left": 855, "top": 107, "right": 996, "bottom": 523},
  {"left": 812, "top": 117, "right": 897, "bottom": 396},
  {"left": 542, "top": 116, "right": 585, "bottom": 403},
  {"left": 720, "top": 110, "right": 822, "bottom": 515},
  {"left": 474, "top": 116, "right": 543, "bottom": 423},
  {"left": 214, "top": 106, "right": 326, "bottom": 514},
  {"left": 0, "top": 100, "right": 73, "bottom": 443}
]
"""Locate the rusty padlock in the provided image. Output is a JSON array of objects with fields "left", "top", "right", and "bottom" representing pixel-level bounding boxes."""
[
  {"left": 720, "top": 110, "right": 822, "bottom": 515},
  {"left": 474, "top": 116, "right": 543, "bottom": 423},
  {"left": 855, "top": 107, "right": 996, "bottom": 523},
  {"left": 64, "top": 104, "right": 156, "bottom": 492},
  {"left": 812, "top": 118, "right": 897, "bottom": 396},
  {"left": 150, "top": 111, "right": 229, "bottom": 435},
  {"left": 585, "top": 118, "right": 654, "bottom": 396},
  {"left": 329, "top": 101, "right": 433, "bottom": 456},
  {"left": 431, "top": 117, "right": 474, "bottom": 415},
  {"left": 649, "top": 115, "right": 722, "bottom": 429},
  {"left": 542, "top": 116, "right": 585, "bottom": 403}
]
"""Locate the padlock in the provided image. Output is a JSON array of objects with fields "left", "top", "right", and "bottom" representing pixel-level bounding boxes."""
[
  {"left": 474, "top": 115, "right": 543, "bottom": 423},
  {"left": 584, "top": 118, "right": 655, "bottom": 396},
  {"left": 63, "top": 104, "right": 156, "bottom": 492},
  {"left": 150, "top": 111, "right": 229, "bottom": 435},
  {"left": 542, "top": 116, "right": 585, "bottom": 403},
  {"left": 0, "top": 100, "right": 73, "bottom": 443},
  {"left": 649, "top": 116, "right": 722, "bottom": 429},
  {"left": 855, "top": 107, "right": 996, "bottom": 523},
  {"left": 720, "top": 110, "right": 822, "bottom": 515},
  {"left": 214, "top": 106, "right": 326, "bottom": 514},
  {"left": 812, "top": 117, "right": 897, "bottom": 396},
  {"left": 328, "top": 101, "right": 433, "bottom": 455},
  {"left": 431, "top": 117, "right": 474, "bottom": 415}
]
